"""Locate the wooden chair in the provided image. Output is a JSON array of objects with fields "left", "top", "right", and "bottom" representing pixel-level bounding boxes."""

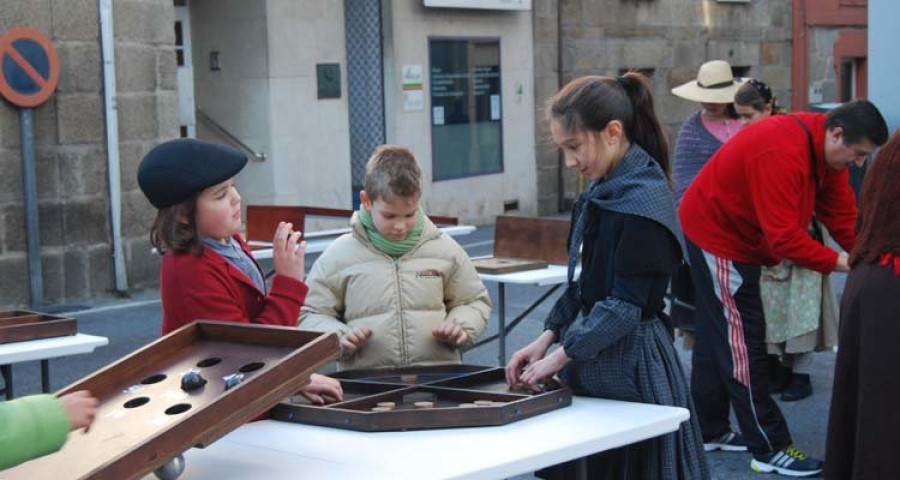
[
  {"left": 244, "top": 206, "right": 307, "bottom": 243},
  {"left": 245, "top": 205, "right": 460, "bottom": 244}
]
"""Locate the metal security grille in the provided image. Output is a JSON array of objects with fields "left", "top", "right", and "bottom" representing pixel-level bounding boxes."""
[{"left": 344, "top": 0, "right": 385, "bottom": 207}]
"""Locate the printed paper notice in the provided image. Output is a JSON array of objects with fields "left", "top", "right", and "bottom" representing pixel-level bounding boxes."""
[
  {"left": 402, "top": 64, "right": 425, "bottom": 111},
  {"left": 433, "top": 106, "right": 445, "bottom": 125},
  {"left": 490, "top": 94, "right": 501, "bottom": 120}
]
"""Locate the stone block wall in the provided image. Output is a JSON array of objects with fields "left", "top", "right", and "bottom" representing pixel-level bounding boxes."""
[
  {"left": 534, "top": 0, "right": 793, "bottom": 213},
  {"left": 0, "top": 0, "right": 176, "bottom": 308}
]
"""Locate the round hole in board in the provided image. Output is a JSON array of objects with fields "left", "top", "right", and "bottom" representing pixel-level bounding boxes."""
[
  {"left": 165, "top": 403, "right": 192, "bottom": 415},
  {"left": 140, "top": 374, "right": 167, "bottom": 385},
  {"left": 238, "top": 362, "right": 265, "bottom": 373},
  {"left": 196, "top": 357, "right": 222, "bottom": 368},
  {"left": 124, "top": 396, "right": 150, "bottom": 409}
]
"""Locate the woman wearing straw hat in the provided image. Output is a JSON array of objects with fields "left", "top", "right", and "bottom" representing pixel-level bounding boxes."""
[{"left": 668, "top": 60, "right": 749, "bottom": 452}]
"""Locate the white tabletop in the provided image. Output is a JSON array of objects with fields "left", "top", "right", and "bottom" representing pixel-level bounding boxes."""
[
  {"left": 478, "top": 264, "right": 580, "bottom": 287},
  {"left": 251, "top": 225, "right": 477, "bottom": 260},
  {"left": 152, "top": 396, "right": 688, "bottom": 480},
  {"left": 0, "top": 333, "right": 109, "bottom": 365}
]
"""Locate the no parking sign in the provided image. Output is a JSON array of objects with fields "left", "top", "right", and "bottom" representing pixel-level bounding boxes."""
[{"left": 0, "top": 27, "right": 59, "bottom": 108}]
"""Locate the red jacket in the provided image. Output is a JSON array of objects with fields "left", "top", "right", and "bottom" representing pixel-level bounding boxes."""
[
  {"left": 679, "top": 113, "right": 857, "bottom": 273},
  {"left": 160, "top": 235, "right": 308, "bottom": 334}
]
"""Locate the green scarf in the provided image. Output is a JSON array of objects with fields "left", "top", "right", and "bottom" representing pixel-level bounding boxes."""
[{"left": 359, "top": 208, "right": 425, "bottom": 258}]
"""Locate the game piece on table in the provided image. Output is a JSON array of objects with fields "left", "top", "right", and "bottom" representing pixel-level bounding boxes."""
[
  {"left": 371, "top": 406, "right": 393, "bottom": 412},
  {"left": 223, "top": 373, "right": 245, "bottom": 390},
  {"left": 458, "top": 403, "right": 478, "bottom": 408},
  {"left": 180, "top": 371, "right": 207, "bottom": 392},
  {"left": 413, "top": 401, "right": 434, "bottom": 409},
  {"left": 474, "top": 400, "right": 493, "bottom": 406},
  {"left": 376, "top": 402, "right": 396, "bottom": 408},
  {"left": 400, "top": 374, "right": 418, "bottom": 384}
]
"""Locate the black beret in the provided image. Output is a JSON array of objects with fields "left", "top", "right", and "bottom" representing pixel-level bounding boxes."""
[{"left": 138, "top": 139, "right": 248, "bottom": 209}]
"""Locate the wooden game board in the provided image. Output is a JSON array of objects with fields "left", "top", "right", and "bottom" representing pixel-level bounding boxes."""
[
  {"left": 472, "top": 216, "right": 571, "bottom": 274},
  {"left": 2, "top": 321, "right": 340, "bottom": 480},
  {"left": 0, "top": 310, "right": 76, "bottom": 344},
  {"left": 271, "top": 365, "right": 572, "bottom": 432}
]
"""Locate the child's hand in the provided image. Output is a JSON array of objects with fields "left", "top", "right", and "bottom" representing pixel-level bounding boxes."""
[
  {"left": 272, "top": 222, "right": 306, "bottom": 281},
  {"left": 340, "top": 327, "right": 373, "bottom": 355},
  {"left": 432, "top": 320, "right": 468, "bottom": 346},
  {"left": 297, "top": 373, "right": 344, "bottom": 405},
  {"left": 59, "top": 390, "right": 99, "bottom": 432}
]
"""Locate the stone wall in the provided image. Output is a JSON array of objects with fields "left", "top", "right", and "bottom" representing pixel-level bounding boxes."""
[
  {"left": 534, "top": 0, "right": 793, "bottom": 212},
  {"left": 0, "top": 0, "right": 176, "bottom": 308}
]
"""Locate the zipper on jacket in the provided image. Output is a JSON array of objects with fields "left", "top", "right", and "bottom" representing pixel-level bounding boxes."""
[{"left": 393, "top": 258, "right": 407, "bottom": 364}]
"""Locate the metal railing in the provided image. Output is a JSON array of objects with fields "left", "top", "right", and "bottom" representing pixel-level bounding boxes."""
[{"left": 195, "top": 108, "right": 266, "bottom": 161}]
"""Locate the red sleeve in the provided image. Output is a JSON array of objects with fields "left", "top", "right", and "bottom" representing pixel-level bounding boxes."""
[
  {"left": 257, "top": 274, "right": 309, "bottom": 326},
  {"left": 745, "top": 150, "right": 840, "bottom": 273},
  {"left": 815, "top": 168, "right": 857, "bottom": 253},
  {"left": 169, "top": 260, "right": 307, "bottom": 332}
]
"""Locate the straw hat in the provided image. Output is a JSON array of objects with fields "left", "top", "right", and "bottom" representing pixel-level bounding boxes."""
[{"left": 671, "top": 60, "right": 747, "bottom": 104}]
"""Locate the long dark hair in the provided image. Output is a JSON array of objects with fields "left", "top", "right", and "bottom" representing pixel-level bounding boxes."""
[
  {"left": 850, "top": 130, "right": 900, "bottom": 266},
  {"left": 150, "top": 196, "right": 203, "bottom": 255},
  {"left": 547, "top": 73, "right": 671, "bottom": 180}
]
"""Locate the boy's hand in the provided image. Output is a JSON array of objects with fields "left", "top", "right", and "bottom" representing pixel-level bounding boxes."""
[
  {"left": 297, "top": 374, "right": 344, "bottom": 405},
  {"left": 340, "top": 327, "right": 373, "bottom": 355},
  {"left": 59, "top": 390, "right": 99, "bottom": 432},
  {"left": 432, "top": 320, "right": 468, "bottom": 346},
  {"left": 272, "top": 222, "right": 306, "bottom": 281}
]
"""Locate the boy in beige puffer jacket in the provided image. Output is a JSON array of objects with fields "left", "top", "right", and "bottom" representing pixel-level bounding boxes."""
[{"left": 299, "top": 146, "right": 492, "bottom": 370}]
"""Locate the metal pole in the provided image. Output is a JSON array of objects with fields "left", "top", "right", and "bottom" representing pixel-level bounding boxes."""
[{"left": 20, "top": 108, "right": 43, "bottom": 308}]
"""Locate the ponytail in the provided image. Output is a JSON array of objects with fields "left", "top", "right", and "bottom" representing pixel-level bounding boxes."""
[
  {"left": 548, "top": 73, "right": 671, "bottom": 182},
  {"left": 617, "top": 73, "right": 671, "bottom": 178}
]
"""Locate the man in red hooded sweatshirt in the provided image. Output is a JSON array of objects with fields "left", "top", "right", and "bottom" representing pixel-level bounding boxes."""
[{"left": 679, "top": 100, "right": 888, "bottom": 477}]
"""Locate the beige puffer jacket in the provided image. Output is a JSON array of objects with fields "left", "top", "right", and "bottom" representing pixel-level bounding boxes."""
[{"left": 298, "top": 213, "right": 492, "bottom": 370}]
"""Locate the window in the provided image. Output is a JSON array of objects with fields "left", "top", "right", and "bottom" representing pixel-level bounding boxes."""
[
  {"left": 840, "top": 59, "right": 857, "bottom": 102},
  {"left": 429, "top": 38, "right": 503, "bottom": 180},
  {"left": 731, "top": 65, "right": 751, "bottom": 79}
]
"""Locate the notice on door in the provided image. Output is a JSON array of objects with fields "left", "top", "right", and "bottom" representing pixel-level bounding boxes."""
[{"left": 402, "top": 64, "right": 424, "bottom": 111}]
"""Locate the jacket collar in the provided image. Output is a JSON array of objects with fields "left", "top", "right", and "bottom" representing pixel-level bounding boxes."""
[{"left": 202, "top": 234, "right": 265, "bottom": 294}]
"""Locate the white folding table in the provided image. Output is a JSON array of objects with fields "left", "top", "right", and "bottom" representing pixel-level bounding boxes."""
[
  {"left": 250, "top": 225, "right": 477, "bottom": 261},
  {"left": 0, "top": 333, "right": 109, "bottom": 398},
  {"left": 474, "top": 264, "right": 580, "bottom": 365},
  {"left": 145, "top": 395, "right": 689, "bottom": 480}
]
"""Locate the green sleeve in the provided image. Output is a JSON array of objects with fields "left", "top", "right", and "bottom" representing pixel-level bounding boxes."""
[{"left": 0, "top": 394, "right": 70, "bottom": 470}]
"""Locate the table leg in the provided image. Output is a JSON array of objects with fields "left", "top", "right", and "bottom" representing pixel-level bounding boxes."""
[
  {"left": 470, "top": 284, "right": 561, "bottom": 361},
  {"left": 1, "top": 364, "right": 12, "bottom": 400},
  {"left": 497, "top": 283, "right": 506, "bottom": 365},
  {"left": 41, "top": 359, "right": 50, "bottom": 393}
]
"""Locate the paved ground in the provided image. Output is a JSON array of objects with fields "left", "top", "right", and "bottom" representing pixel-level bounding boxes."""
[{"left": 5, "top": 225, "right": 840, "bottom": 479}]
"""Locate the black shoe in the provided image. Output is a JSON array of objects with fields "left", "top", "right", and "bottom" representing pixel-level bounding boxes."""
[
  {"left": 781, "top": 373, "right": 812, "bottom": 402},
  {"left": 751, "top": 445, "right": 823, "bottom": 477},
  {"left": 703, "top": 430, "right": 748, "bottom": 452},
  {"left": 768, "top": 355, "right": 792, "bottom": 393}
]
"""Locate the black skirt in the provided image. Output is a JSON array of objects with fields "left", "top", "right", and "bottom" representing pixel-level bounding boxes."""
[{"left": 825, "top": 261, "right": 900, "bottom": 479}]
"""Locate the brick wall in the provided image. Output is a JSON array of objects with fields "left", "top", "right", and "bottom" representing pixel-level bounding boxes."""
[
  {"left": 0, "top": 0, "right": 176, "bottom": 308},
  {"left": 534, "top": 0, "right": 793, "bottom": 213}
]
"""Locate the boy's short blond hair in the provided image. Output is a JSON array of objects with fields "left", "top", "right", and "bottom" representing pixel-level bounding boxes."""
[{"left": 364, "top": 145, "right": 422, "bottom": 201}]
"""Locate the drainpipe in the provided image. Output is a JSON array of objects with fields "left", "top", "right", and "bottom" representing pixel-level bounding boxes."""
[
  {"left": 99, "top": 0, "right": 128, "bottom": 291},
  {"left": 556, "top": 0, "right": 565, "bottom": 212}
]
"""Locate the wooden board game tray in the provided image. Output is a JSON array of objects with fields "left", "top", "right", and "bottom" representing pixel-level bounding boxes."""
[
  {"left": 271, "top": 366, "right": 571, "bottom": 432},
  {"left": 472, "top": 216, "right": 571, "bottom": 274},
  {"left": 0, "top": 310, "right": 76, "bottom": 344},
  {"left": 2, "top": 321, "right": 340, "bottom": 480},
  {"left": 472, "top": 257, "right": 549, "bottom": 274}
]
